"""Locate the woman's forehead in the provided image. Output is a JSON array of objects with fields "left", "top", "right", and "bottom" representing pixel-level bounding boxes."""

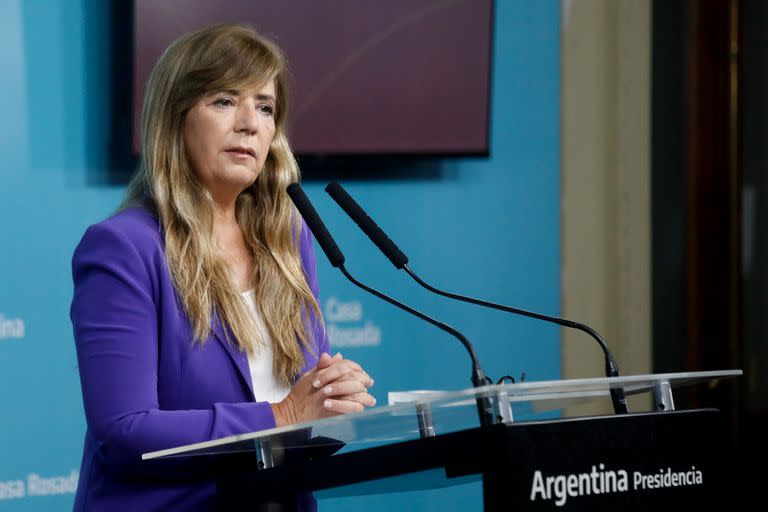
[
  {"left": 208, "top": 75, "right": 275, "bottom": 93},
  {"left": 204, "top": 79, "right": 276, "bottom": 98}
]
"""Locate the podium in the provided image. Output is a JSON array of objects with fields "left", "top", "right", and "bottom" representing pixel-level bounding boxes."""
[{"left": 143, "top": 370, "right": 741, "bottom": 510}]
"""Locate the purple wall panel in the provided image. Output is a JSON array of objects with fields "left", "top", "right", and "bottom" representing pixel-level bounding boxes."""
[{"left": 134, "top": 0, "right": 492, "bottom": 155}]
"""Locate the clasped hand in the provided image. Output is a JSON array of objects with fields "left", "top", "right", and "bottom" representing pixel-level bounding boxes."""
[{"left": 271, "top": 352, "right": 375, "bottom": 426}]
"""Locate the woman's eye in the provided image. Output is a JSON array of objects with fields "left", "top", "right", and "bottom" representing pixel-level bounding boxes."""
[
  {"left": 213, "top": 98, "right": 234, "bottom": 107},
  {"left": 258, "top": 104, "right": 275, "bottom": 116}
]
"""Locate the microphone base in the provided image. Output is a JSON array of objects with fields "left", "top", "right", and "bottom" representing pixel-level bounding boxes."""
[
  {"left": 471, "top": 369, "right": 497, "bottom": 427},
  {"left": 610, "top": 387, "right": 630, "bottom": 414},
  {"left": 476, "top": 396, "right": 497, "bottom": 427}
]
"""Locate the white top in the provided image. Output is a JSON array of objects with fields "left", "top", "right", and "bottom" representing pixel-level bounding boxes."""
[{"left": 241, "top": 291, "right": 291, "bottom": 404}]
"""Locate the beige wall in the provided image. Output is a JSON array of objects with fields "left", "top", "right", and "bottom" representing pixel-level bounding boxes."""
[{"left": 561, "top": 0, "right": 652, "bottom": 414}]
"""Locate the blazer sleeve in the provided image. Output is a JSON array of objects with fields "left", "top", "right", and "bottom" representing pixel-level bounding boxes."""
[{"left": 70, "top": 223, "right": 277, "bottom": 477}]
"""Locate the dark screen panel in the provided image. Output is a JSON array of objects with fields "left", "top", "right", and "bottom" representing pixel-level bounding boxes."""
[{"left": 133, "top": 0, "right": 493, "bottom": 155}]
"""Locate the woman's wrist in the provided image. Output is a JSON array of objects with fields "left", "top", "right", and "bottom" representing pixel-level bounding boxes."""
[{"left": 271, "top": 396, "right": 298, "bottom": 427}]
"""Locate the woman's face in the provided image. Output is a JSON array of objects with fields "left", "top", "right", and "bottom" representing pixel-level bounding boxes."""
[{"left": 182, "top": 80, "right": 277, "bottom": 202}]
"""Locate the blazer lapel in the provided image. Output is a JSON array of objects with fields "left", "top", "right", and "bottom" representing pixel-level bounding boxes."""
[{"left": 211, "top": 314, "right": 256, "bottom": 401}]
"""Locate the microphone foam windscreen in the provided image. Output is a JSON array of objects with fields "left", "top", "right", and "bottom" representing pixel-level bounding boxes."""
[
  {"left": 287, "top": 183, "right": 345, "bottom": 267},
  {"left": 325, "top": 182, "right": 408, "bottom": 269}
]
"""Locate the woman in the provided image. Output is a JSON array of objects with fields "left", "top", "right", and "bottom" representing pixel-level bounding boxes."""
[{"left": 70, "top": 24, "right": 374, "bottom": 511}]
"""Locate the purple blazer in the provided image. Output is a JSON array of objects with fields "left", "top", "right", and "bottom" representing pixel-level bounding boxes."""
[{"left": 70, "top": 206, "right": 328, "bottom": 511}]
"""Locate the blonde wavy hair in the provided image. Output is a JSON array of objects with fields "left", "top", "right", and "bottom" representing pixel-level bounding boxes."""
[{"left": 123, "top": 23, "right": 321, "bottom": 384}]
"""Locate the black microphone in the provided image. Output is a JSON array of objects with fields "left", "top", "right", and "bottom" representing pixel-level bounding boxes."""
[
  {"left": 286, "top": 183, "right": 497, "bottom": 427},
  {"left": 324, "top": 181, "right": 630, "bottom": 415}
]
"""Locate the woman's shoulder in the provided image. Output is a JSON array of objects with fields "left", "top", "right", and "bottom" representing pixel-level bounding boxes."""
[
  {"left": 100, "top": 206, "right": 161, "bottom": 242},
  {"left": 75, "top": 207, "right": 163, "bottom": 262}
]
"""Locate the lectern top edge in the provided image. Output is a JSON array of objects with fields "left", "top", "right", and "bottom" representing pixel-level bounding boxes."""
[{"left": 142, "top": 369, "right": 742, "bottom": 461}]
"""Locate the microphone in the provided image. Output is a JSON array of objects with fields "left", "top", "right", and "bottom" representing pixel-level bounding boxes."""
[
  {"left": 324, "top": 181, "right": 630, "bottom": 415},
  {"left": 286, "top": 183, "right": 497, "bottom": 427}
]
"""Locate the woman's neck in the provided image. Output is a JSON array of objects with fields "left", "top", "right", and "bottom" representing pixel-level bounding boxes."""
[
  {"left": 211, "top": 200, "right": 254, "bottom": 292},
  {"left": 212, "top": 201, "right": 237, "bottom": 229}
]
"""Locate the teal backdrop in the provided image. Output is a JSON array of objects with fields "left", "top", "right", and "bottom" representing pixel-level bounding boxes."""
[{"left": 0, "top": 1, "right": 560, "bottom": 510}]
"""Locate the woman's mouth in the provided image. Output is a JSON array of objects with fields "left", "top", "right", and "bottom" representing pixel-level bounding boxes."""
[{"left": 224, "top": 146, "right": 255, "bottom": 158}]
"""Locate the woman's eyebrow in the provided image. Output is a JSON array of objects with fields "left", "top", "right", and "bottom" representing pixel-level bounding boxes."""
[{"left": 210, "top": 90, "right": 275, "bottom": 103}]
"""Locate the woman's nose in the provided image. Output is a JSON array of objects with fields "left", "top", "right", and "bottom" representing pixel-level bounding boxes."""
[{"left": 234, "top": 104, "right": 260, "bottom": 134}]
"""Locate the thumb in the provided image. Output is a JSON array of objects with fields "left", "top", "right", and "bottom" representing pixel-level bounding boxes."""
[{"left": 314, "top": 352, "right": 334, "bottom": 370}]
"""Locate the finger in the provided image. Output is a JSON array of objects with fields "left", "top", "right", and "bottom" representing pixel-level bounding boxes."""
[
  {"left": 312, "top": 354, "right": 334, "bottom": 373},
  {"left": 315, "top": 367, "right": 373, "bottom": 389},
  {"left": 323, "top": 398, "right": 365, "bottom": 414},
  {"left": 337, "top": 358, "right": 362, "bottom": 372},
  {"left": 320, "top": 379, "right": 368, "bottom": 397},
  {"left": 331, "top": 369, "right": 374, "bottom": 388},
  {"left": 314, "top": 352, "right": 334, "bottom": 370},
  {"left": 312, "top": 362, "right": 356, "bottom": 388},
  {"left": 332, "top": 352, "right": 343, "bottom": 361},
  {"left": 339, "top": 392, "right": 377, "bottom": 407},
  {"left": 332, "top": 358, "right": 372, "bottom": 385}
]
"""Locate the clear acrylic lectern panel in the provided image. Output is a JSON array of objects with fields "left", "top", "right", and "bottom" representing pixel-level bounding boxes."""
[{"left": 143, "top": 370, "right": 741, "bottom": 463}]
